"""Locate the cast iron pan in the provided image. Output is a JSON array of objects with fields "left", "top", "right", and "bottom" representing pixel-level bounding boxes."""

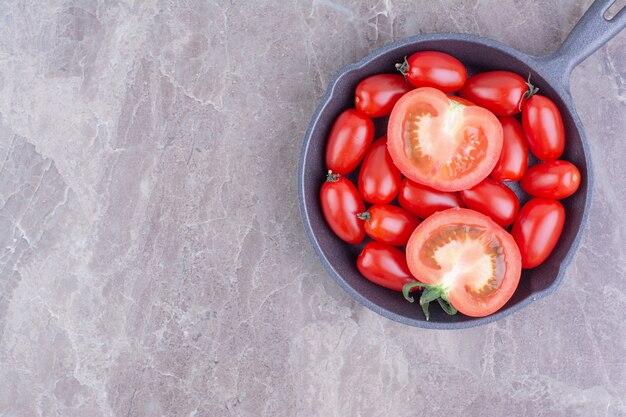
[{"left": 298, "top": 0, "right": 626, "bottom": 329}]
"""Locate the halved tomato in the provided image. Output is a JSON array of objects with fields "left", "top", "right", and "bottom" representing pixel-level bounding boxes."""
[
  {"left": 447, "top": 95, "right": 475, "bottom": 107},
  {"left": 403, "top": 208, "right": 521, "bottom": 319},
  {"left": 387, "top": 87, "right": 503, "bottom": 192}
]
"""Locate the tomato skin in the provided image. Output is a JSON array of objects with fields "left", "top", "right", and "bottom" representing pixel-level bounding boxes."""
[
  {"left": 387, "top": 87, "right": 503, "bottom": 192},
  {"left": 357, "top": 242, "right": 417, "bottom": 291},
  {"left": 358, "top": 137, "right": 402, "bottom": 204},
  {"left": 398, "top": 179, "right": 463, "bottom": 218},
  {"left": 325, "top": 109, "right": 375, "bottom": 175},
  {"left": 355, "top": 74, "right": 413, "bottom": 118},
  {"left": 320, "top": 174, "right": 366, "bottom": 244},
  {"left": 459, "top": 71, "right": 528, "bottom": 116},
  {"left": 448, "top": 95, "right": 475, "bottom": 106},
  {"left": 490, "top": 116, "right": 528, "bottom": 182},
  {"left": 522, "top": 95, "right": 565, "bottom": 161},
  {"left": 406, "top": 208, "right": 521, "bottom": 317},
  {"left": 402, "top": 51, "right": 467, "bottom": 93},
  {"left": 520, "top": 160, "right": 581, "bottom": 199},
  {"left": 358, "top": 204, "right": 420, "bottom": 246},
  {"left": 511, "top": 198, "right": 565, "bottom": 268},
  {"left": 459, "top": 178, "right": 520, "bottom": 227}
]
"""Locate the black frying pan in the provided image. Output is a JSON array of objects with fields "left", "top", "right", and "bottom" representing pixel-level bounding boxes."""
[{"left": 298, "top": 0, "right": 626, "bottom": 329}]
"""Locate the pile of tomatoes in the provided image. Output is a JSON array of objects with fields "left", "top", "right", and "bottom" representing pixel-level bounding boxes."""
[{"left": 320, "top": 51, "right": 581, "bottom": 320}]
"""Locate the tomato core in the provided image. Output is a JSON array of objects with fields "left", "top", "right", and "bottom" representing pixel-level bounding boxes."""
[{"left": 419, "top": 223, "right": 505, "bottom": 299}]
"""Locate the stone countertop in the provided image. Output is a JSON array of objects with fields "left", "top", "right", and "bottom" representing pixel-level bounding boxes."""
[{"left": 0, "top": 1, "right": 625, "bottom": 416}]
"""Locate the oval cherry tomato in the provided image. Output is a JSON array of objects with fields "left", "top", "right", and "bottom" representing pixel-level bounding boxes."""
[
  {"left": 511, "top": 198, "right": 565, "bottom": 268},
  {"left": 522, "top": 95, "right": 565, "bottom": 161},
  {"left": 520, "top": 160, "right": 581, "bottom": 199},
  {"left": 448, "top": 95, "right": 475, "bottom": 106},
  {"left": 490, "top": 116, "right": 529, "bottom": 182},
  {"left": 405, "top": 208, "right": 521, "bottom": 318},
  {"left": 387, "top": 87, "right": 503, "bottom": 192},
  {"left": 397, "top": 51, "right": 467, "bottom": 93},
  {"left": 320, "top": 172, "right": 365, "bottom": 244},
  {"left": 459, "top": 71, "right": 529, "bottom": 116},
  {"left": 358, "top": 137, "right": 402, "bottom": 204},
  {"left": 357, "top": 242, "right": 417, "bottom": 291},
  {"left": 355, "top": 74, "right": 413, "bottom": 118},
  {"left": 357, "top": 204, "right": 420, "bottom": 246},
  {"left": 325, "top": 109, "right": 375, "bottom": 175},
  {"left": 460, "top": 178, "right": 520, "bottom": 227},
  {"left": 398, "top": 178, "right": 463, "bottom": 219}
]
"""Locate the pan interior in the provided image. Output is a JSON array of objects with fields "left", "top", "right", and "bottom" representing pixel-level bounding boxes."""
[{"left": 301, "top": 37, "right": 589, "bottom": 327}]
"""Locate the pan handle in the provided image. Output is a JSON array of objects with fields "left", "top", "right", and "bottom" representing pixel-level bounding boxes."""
[{"left": 537, "top": 0, "right": 625, "bottom": 90}]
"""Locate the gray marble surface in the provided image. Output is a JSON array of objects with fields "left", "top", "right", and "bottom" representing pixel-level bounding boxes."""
[{"left": 0, "top": 0, "right": 624, "bottom": 416}]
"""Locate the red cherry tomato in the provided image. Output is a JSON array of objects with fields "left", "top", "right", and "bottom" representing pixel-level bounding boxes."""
[
  {"left": 355, "top": 74, "right": 413, "bottom": 118},
  {"left": 358, "top": 137, "right": 402, "bottom": 204},
  {"left": 522, "top": 95, "right": 565, "bottom": 161},
  {"left": 387, "top": 87, "right": 503, "bottom": 192},
  {"left": 520, "top": 160, "right": 581, "bottom": 199},
  {"left": 511, "top": 198, "right": 565, "bottom": 268},
  {"left": 320, "top": 172, "right": 365, "bottom": 244},
  {"left": 405, "top": 208, "right": 521, "bottom": 318},
  {"left": 325, "top": 109, "right": 375, "bottom": 175},
  {"left": 398, "top": 178, "right": 463, "bottom": 219},
  {"left": 490, "top": 116, "right": 529, "bottom": 182},
  {"left": 459, "top": 71, "right": 529, "bottom": 116},
  {"left": 357, "top": 242, "right": 417, "bottom": 291},
  {"left": 448, "top": 95, "right": 475, "bottom": 106},
  {"left": 397, "top": 51, "right": 467, "bottom": 93},
  {"left": 357, "top": 204, "right": 420, "bottom": 246},
  {"left": 460, "top": 178, "right": 520, "bottom": 227}
]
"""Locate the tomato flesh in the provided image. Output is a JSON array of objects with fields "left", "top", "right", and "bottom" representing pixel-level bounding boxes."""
[
  {"left": 448, "top": 95, "right": 475, "bottom": 107},
  {"left": 406, "top": 208, "right": 521, "bottom": 317},
  {"left": 357, "top": 242, "right": 417, "bottom": 291},
  {"left": 388, "top": 87, "right": 503, "bottom": 192}
]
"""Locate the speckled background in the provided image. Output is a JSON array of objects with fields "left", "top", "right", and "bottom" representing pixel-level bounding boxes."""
[{"left": 0, "top": 0, "right": 624, "bottom": 416}]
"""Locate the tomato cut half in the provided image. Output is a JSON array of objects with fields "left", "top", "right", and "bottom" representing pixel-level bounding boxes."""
[
  {"left": 404, "top": 208, "right": 521, "bottom": 319},
  {"left": 447, "top": 95, "right": 475, "bottom": 107},
  {"left": 387, "top": 87, "right": 503, "bottom": 192}
]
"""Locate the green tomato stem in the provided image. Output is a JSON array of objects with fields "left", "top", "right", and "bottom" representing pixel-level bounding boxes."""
[
  {"left": 402, "top": 281, "right": 458, "bottom": 321},
  {"left": 519, "top": 73, "right": 539, "bottom": 110},
  {"left": 395, "top": 56, "right": 410, "bottom": 77},
  {"left": 356, "top": 211, "right": 371, "bottom": 221},
  {"left": 326, "top": 170, "right": 340, "bottom": 182}
]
